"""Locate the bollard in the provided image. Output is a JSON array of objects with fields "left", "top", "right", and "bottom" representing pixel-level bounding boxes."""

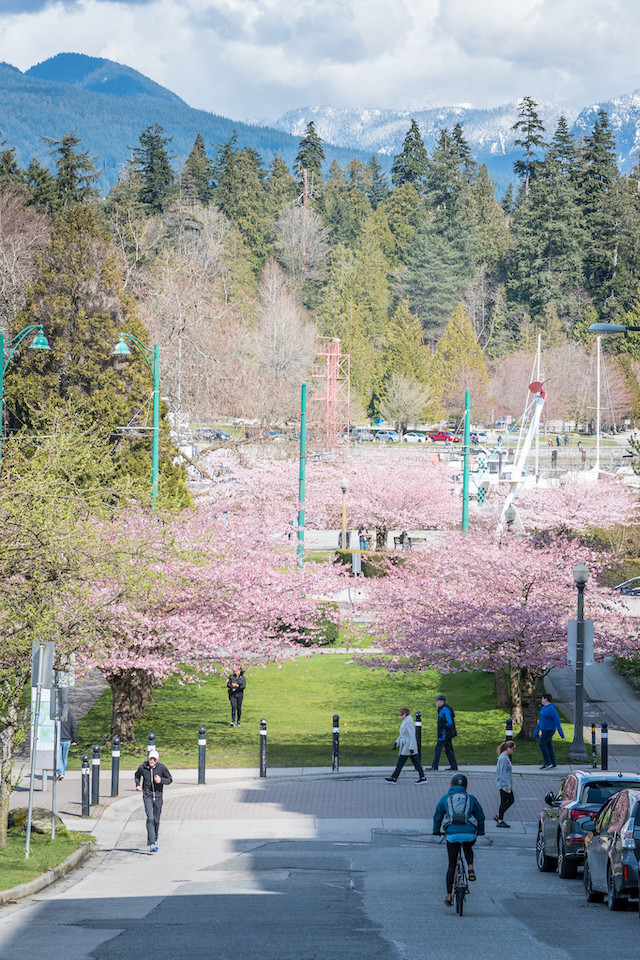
[
  {"left": 81, "top": 755, "right": 90, "bottom": 817},
  {"left": 198, "top": 726, "right": 206, "bottom": 785},
  {"left": 111, "top": 737, "right": 120, "bottom": 797},
  {"left": 147, "top": 732, "right": 156, "bottom": 754},
  {"left": 259, "top": 718, "right": 267, "bottom": 778},
  {"left": 591, "top": 723, "right": 597, "bottom": 769},
  {"left": 415, "top": 711, "right": 422, "bottom": 764},
  {"left": 505, "top": 717, "right": 514, "bottom": 741},
  {"left": 332, "top": 714, "right": 340, "bottom": 772},
  {"left": 91, "top": 744, "right": 100, "bottom": 806},
  {"left": 601, "top": 722, "right": 608, "bottom": 771}
]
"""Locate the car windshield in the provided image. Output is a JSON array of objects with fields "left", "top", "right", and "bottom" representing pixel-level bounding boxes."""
[{"left": 581, "top": 781, "right": 640, "bottom": 805}]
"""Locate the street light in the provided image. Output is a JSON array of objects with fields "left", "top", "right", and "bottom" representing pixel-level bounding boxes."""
[
  {"left": 0, "top": 324, "right": 50, "bottom": 461},
  {"left": 340, "top": 477, "right": 348, "bottom": 549},
  {"left": 569, "top": 560, "right": 590, "bottom": 762},
  {"left": 113, "top": 333, "right": 160, "bottom": 506}
]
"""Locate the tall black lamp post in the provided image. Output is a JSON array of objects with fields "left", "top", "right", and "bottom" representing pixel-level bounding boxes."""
[{"left": 569, "top": 561, "right": 589, "bottom": 762}]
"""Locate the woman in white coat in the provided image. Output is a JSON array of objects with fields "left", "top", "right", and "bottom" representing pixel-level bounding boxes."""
[{"left": 385, "top": 708, "right": 427, "bottom": 783}]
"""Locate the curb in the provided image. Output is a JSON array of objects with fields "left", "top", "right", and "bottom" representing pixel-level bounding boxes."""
[{"left": 0, "top": 841, "right": 93, "bottom": 906}]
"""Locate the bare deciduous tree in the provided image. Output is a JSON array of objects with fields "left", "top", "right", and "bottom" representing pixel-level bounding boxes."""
[
  {"left": 275, "top": 204, "right": 329, "bottom": 283},
  {"left": 0, "top": 190, "right": 49, "bottom": 333},
  {"left": 378, "top": 373, "right": 431, "bottom": 434}
]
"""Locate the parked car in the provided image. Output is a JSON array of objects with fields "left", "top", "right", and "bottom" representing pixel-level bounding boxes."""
[
  {"left": 375, "top": 430, "right": 401, "bottom": 443},
  {"left": 471, "top": 431, "right": 488, "bottom": 444},
  {"left": 403, "top": 432, "right": 427, "bottom": 443},
  {"left": 582, "top": 786, "right": 640, "bottom": 909},
  {"left": 427, "top": 431, "right": 461, "bottom": 443},
  {"left": 536, "top": 771, "right": 640, "bottom": 879},
  {"left": 350, "top": 428, "right": 375, "bottom": 442}
]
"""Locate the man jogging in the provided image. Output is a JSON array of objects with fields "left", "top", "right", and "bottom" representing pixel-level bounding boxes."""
[
  {"left": 433, "top": 773, "right": 485, "bottom": 907},
  {"left": 134, "top": 749, "right": 173, "bottom": 853}
]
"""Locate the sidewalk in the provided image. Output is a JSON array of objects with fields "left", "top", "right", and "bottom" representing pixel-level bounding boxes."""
[{"left": 546, "top": 656, "right": 640, "bottom": 771}]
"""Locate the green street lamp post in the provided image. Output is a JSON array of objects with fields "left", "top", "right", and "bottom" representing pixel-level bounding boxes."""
[
  {"left": 0, "top": 324, "right": 50, "bottom": 461},
  {"left": 113, "top": 333, "right": 160, "bottom": 506}
]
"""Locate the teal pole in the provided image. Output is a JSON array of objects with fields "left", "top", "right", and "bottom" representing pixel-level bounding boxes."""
[
  {"left": 151, "top": 341, "right": 160, "bottom": 507},
  {"left": 0, "top": 324, "right": 50, "bottom": 464},
  {"left": 297, "top": 382, "right": 307, "bottom": 568},
  {"left": 462, "top": 387, "right": 470, "bottom": 532}
]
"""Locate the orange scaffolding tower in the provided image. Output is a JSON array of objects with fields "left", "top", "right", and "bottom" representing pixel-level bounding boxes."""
[{"left": 308, "top": 338, "right": 351, "bottom": 451}]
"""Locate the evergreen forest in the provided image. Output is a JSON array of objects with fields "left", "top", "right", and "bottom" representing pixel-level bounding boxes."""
[{"left": 2, "top": 97, "right": 640, "bottom": 454}]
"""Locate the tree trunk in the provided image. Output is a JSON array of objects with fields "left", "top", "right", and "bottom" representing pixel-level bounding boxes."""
[
  {"left": 0, "top": 670, "right": 29, "bottom": 849},
  {"left": 509, "top": 664, "right": 523, "bottom": 726},
  {"left": 493, "top": 668, "right": 510, "bottom": 710},
  {"left": 130, "top": 669, "right": 154, "bottom": 719},
  {"left": 107, "top": 670, "right": 136, "bottom": 743},
  {"left": 519, "top": 667, "right": 539, "bottom": 740}
]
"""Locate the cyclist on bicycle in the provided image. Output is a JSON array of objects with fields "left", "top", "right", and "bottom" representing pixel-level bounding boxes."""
[{"left": 433, "top": 773, "right": 485, "bottom": 907}]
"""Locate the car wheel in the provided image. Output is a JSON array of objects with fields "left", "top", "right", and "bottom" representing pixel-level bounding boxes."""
[
  {"left": 536, "top": 826, "right": 557, "bottom": 872},
  {"left": 557, "top": 836, "right": 578, "bottom": 879},
  {"left": 584, "top": 860, "right": 604, "bottom": 903},
  {"left": 607, "top": 866, "right": 626, "bottom": 911}
]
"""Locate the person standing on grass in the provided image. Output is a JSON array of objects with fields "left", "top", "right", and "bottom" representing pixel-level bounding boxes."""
[
  {"left": 428, "top": 695, "right": 458, "bottom": 771},
  {"left": 135, "top": 749, "right": 173, "bottom": 853},
  {"left": 227, "top": 666, "right": 246, "bottom": 727},
  {"left": 385, "top": 708, "right": 427, "bottom": 783},
  {"left": 495, "top": 740, "right": 516, "bottom": 827},
  {"left": 56, "top": 710, "right": 78, "bottom": 780},
  {"left": 533, "top": 694, "right": 564, "bottom": 769}
]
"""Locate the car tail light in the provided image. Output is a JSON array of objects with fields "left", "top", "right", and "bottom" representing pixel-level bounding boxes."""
[
  {"left": 622, "top": 817, "right": 636, "bottom": 850},
  {"left": 624, "top": 865, "right": 629, "bottom": 881},
  {"left": 570, "top": 809, "right": 593, "bottom": 822}
]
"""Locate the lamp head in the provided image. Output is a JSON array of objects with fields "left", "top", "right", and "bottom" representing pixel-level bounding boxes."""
[
  {"left": 588, "top": 323, "right": 627, "bottom": 334},
  {"left": 113, "top": 334, "right": 132, "bottom": 356},
  {"left": 573, "top": 561, "right": 590, "bottom": 585},
  {"left": 340, "top": 477, "right": 348, "bottom": 495},
  {"left": 504, "top": 504, "right": 516, "bottom": 523},
  {"left": 29, "top": 328, "right": 50, "bottom": 350}
]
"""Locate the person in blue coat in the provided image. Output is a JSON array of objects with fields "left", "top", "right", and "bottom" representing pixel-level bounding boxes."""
[
  {"left": 533, "top": 694, "right": 565, "bottom": 769},
  {"left": 433, "top": 774, "right": 485, "bottom": 906},
  {"left": 428, "top": 695, "right": 458, "bottom": 770}
]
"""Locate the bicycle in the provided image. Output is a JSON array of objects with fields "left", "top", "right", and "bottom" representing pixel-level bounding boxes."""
[{"left": 452, "top": 846, "right": 470, "bottom": 916}]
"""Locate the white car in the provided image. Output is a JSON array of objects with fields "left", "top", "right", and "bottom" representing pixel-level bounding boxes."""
[{"left": 403, "top": 432, "right": 427, "bottom": 443}]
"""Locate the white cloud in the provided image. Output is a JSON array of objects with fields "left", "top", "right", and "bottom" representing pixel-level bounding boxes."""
[{"left": 1, "top": 0, "right": 639, "bottom": 121}]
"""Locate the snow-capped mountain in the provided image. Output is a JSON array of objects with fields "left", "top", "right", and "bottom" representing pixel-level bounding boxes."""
[{"left": 272, "top": 93, "right": 640, "bottom": 185}]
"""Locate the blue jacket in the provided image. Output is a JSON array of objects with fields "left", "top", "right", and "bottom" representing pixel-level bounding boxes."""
[
  {"left": 433, "top": 785, "right": 485, "bottom": 842},
  {"left": 437, "top": 704, "right": 455, "bottom": 741},
  {"left": 533, "top": 703, "right": 564, "bottom": 738}
]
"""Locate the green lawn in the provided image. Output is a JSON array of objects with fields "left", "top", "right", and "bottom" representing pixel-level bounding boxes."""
[
  {"left": 0, "top": 828, "right": 90, "bottom": 892},
  {"left": 71, "top": 649, "right": 578, "bottom": 770}
]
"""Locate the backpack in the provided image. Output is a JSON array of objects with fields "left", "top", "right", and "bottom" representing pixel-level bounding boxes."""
[
  {"left": 449, "top": 708, "right": 457, "bottom": 738},
  {"left": 442, "top": 792, "right": 477, "bottom": 829}
]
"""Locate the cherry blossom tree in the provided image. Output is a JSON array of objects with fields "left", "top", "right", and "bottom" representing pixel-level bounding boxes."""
[{"left": 366, "top": 529, "right": 632, "bottom": 736}]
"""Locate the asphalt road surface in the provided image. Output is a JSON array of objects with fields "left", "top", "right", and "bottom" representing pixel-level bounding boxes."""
[{"left": 0, "top": 823, "right": 638, "bottom": 960}]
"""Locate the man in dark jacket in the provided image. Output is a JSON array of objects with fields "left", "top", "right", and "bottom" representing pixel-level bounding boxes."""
[
  {"left": 428, "top": 695, "right": 458, "bottom": 771},
  {"left": 134, "top": 750, "right": 173, "bottom": 852},
  {"left": 57, "top": 711, "right": 78, "bottom": 780},
  {"left": 227, "top": 666, "right": 246, "bottom": 727},
  {"left": 433, "top": 773, "right": 485, "bottom": 906}
]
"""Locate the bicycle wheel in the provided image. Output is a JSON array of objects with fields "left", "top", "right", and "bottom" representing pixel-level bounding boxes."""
[{"left": 454, "top": 882, "right": 465, "bottom": 915}]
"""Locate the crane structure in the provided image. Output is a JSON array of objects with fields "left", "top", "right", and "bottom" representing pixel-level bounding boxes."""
[{"left": 308, "top": 338, "right": 351, "bottom": 452}]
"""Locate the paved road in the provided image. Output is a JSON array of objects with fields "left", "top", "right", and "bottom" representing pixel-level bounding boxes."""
[{"left": 2, "top": 771, "right": 639, "bottom": 960}]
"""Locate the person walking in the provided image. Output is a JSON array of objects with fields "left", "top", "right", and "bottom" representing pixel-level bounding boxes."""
[
  {"left": 56, "top": 710, "right": 78, "bottom": 780},
  {"left": 428, "top": 695, "right": 458, "bottom": 771},
  {"left": 227, "top": 666, "right": 246, "bottom": 727},
  {"left": 134, "top": 749, "right": 173, "bottom": 853},
  {"left": 385, "top": 708, "right": 427, "bottom": 783},
  {"left": 433, "top": 773, "right": 485, "bottom": 906},
  {"left": 533, "top": 694, "right": 565, "bottom": 769},
  {"left": 495, "top": 740, "right": 516, "bottom": 827}
]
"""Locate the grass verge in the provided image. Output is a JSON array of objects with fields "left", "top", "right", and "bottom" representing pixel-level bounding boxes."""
[
  {"left": 71, "top": 649, "right": 577, "bottom": 770},
  {"left": 0, "top": 828, "right": 90, "bottom": 892}
]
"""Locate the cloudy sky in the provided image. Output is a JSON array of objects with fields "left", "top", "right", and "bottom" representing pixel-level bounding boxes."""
[{"left": 1, "top": 0, "right": 639, "bottom": 122}]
